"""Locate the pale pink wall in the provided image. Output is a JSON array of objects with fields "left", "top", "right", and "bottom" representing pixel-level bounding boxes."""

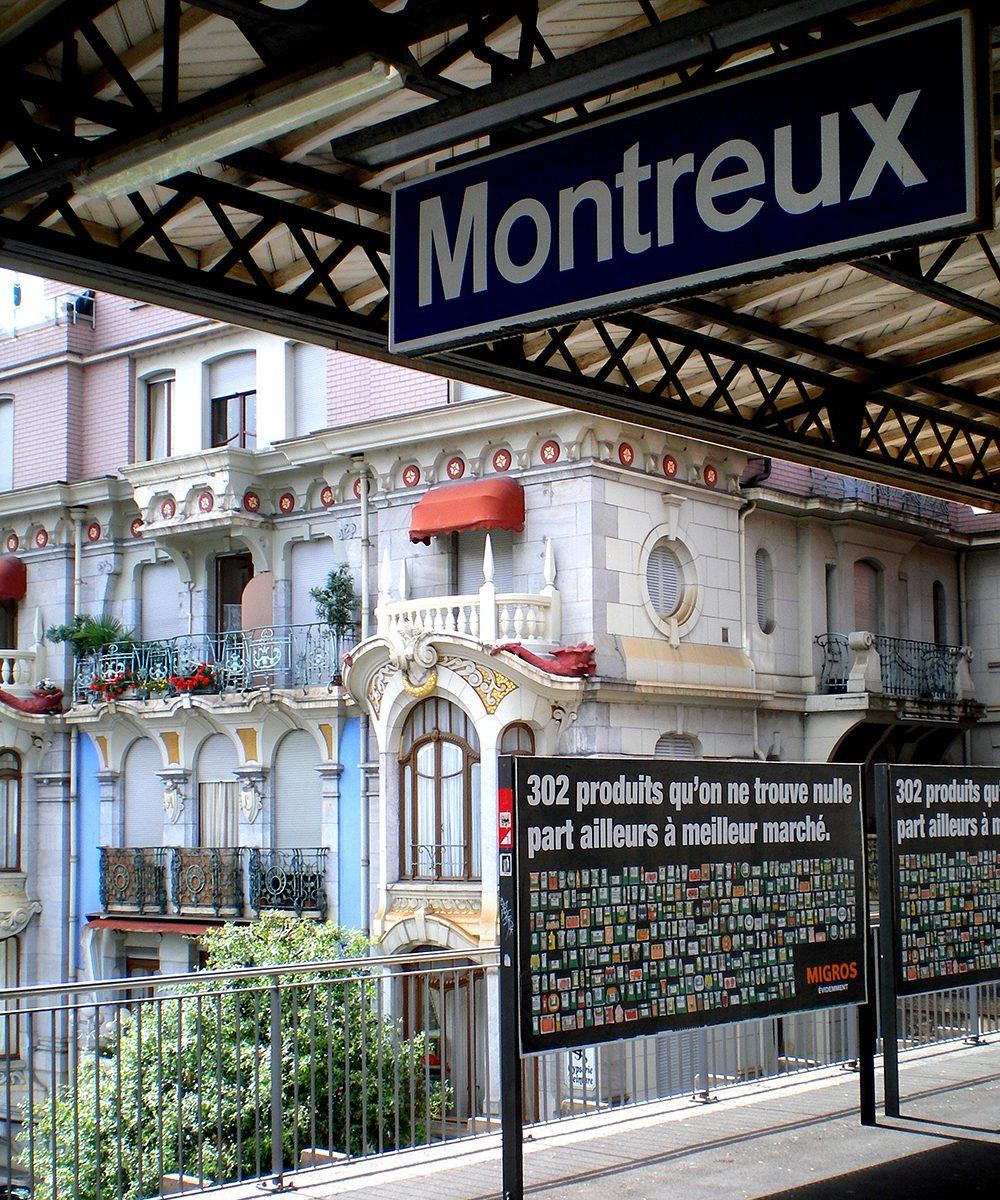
[
  {"left": 78, "top": 357, "right": 132, "bottom": 477},
  {"left": 9, "top": 364, "right": 70, "bottom": 487},
  {"left": 327, "top": 351, "right": 446, "bottom": 424}
]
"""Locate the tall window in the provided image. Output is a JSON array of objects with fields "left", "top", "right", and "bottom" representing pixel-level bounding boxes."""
[
  {"left": 208, "top": 352, "right": 256, "bottom": 449},
  {"left": 144, "top": 375, "right": 173, "bottom": 460},
  {"left": 0, "top": 751, "right": 21, "bottom": 870},
  {"left": 400, "top": 699, "right": 480, "bottom": 880},
  {"left": 0, "top": 937, "right": 19, "bottom": 1055},
  {"left": 500, "top": 723, "right": 535, "bottom": 756},
  {"left": 933, "top": 581, "right": 948, "bottom": 645},
  {"left": 853, "top": 560, "right": 882, "bottom": 632},
  {"left": 0, "top": 599, "right": 15, "bottom": 650},
  {"left": 0, "top": 396, "right": 12, "bottom": 491}
]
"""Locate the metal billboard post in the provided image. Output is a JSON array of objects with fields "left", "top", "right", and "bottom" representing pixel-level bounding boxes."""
[
  {"left": 498, "top": 755, "right": 524, "bottom": 1200},
  {"left": 874, "top": 764, "right": 901, "bottom": 1118}
]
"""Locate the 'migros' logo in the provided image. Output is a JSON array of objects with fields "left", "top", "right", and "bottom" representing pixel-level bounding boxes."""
[{"left": 805, "top": 961, "right": 859, "bottom": 986}]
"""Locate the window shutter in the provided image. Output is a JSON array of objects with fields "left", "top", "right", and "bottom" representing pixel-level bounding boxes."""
[
  {"left": 646, "top": 543, "right": 681, "bottom": 617},
  {"left": 124, "top": 738, "right": 165, "bottom": 846},
  {"left": 292, "top": 344, "right": 327, "bottom": 436},
  {"left": 0, "top": 399, "right": 12, "bottom": 491},
  {"left": 290, "top": 539, "right": 335, "bottom": 626},
  {"left": 457, "top": 530, "right": 513, "bottom": 594},
  {"left": 141, "top": 560, "right": 182, "bottom": 640},
  {"left": 654, "top": 734, "right": 696, "bottom": 759},
  {"left": 755, "top": 548, "right": 774, "bottom": 633},
  {"left": 209, "top": 352, "right": 254, "bottom": 397},
  {"left": 274, "top": 730, "right": 322, "bottom": 847}
]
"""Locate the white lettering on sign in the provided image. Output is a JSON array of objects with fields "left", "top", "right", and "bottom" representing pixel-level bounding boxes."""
[{"left": 416, "top": 93, "right": 925, "bottom": 308}]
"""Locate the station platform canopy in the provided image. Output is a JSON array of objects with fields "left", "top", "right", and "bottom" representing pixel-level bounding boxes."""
[{"left": 0, "top": 0, "right": 999, "bottom": 505}]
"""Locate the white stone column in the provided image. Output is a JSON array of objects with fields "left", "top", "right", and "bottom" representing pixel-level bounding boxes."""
[{"left": 318, "top": 763, "right": 343, "bottom": 924}]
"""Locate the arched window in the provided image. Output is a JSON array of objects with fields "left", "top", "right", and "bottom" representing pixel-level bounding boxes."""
[
  {"left": 933, "top": 581, "right": 948, "bottom": 645},
  {"left": 755, "top": 548, "right": 775, "bottom": 634},
  {"left": 654, "top": 734, "right": 696, "bottom": 759},
  {"left": 400, "top": 699, "right": 480, "bottom": 880},
  {"left": 500, "top": 723, "right": 535, "bottom": 756},
  {"left": 0, "top": 751, "right": 20, "bottom": 869}
]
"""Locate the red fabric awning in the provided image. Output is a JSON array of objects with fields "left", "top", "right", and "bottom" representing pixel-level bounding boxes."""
[
  {"left": 0, "top": 556, "right": 26, "bottom": 602},
  {"left": 409, "top": 478, "right": 525, "bottom": 544},
  {"left": 86, "top": 916, "right": 224, "bottom": 935}
]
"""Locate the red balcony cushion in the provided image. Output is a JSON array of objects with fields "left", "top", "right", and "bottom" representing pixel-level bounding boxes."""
[
  {"left": 409, "top": 478, "right": 525, "bottom": 545},
  {"left": 0, "top": 556, "right": 26, "bottom": 601}
]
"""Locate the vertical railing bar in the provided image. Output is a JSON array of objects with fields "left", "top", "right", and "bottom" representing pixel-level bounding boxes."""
[
  {"left": 360, "top": 971, "right": 370, "bottom": 1157},
  {"left": 309, "top": 985, "right": 317, "bottom": 1162},
  {"left": 48, "top": 1007, "right": 58, "bottom": 1200},
  {"left": 176, "top": 994, "right": 185, "bottom": 1184},
  {"left": 375, "top": 969, "right": 385, "bottom": 1154},
  {"left": 325, "top": 982, "right": 334, "bottom": 1160},
  {"left": 113, "top": 999, "right": 124, "bottom": 1200},
  {"left": 135, "top": 997, "right": 144, "bottom": 1200},
  {"left": 156, "top": 996, "right": 165, "bottom": 1192},
  {"left": 269, "top": 977, "right": 283, "bottom": 1188},
  {"left": 215, "top": 990, "right": 224, "bottom": 1183},
  {"left": 291, "top": 982, "right": 301, "bottom": 1170},
  {"left": 342, "top": 978, "right": 351, "bottom": 1158},
  {"left": 234, "top": 985, "right": 243, "bottom": 1180},
  {"left": 196, "top": 993, "right": 205, "bottom": 1186},
  {"left": 253, "top": 988, "right": 263, "bottom": 1181}
]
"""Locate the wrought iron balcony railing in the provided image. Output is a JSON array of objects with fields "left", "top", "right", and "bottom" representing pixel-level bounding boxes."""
[
  {"left": 172, "top": 847, "right": 244, "bottom": 916},
  {"left": 73, "top": 621, "right": 356, "bottom": 703},
  {"left": 99, "top": 846, "right": 328, "bottom": 918},
  {"left": 248, "top": 848, "right": 328, "bottom": 918},
  {"left": 99, "top": 847, "right": 169, "bottom": 913},
  {"left": 815, "top": 632, "right": 975, "bottom": 703}
]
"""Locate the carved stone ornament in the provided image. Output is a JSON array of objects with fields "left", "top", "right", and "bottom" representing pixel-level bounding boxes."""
[
  {"left": 439, "top": 655, "right": 517, "bottom": 714},
  {"left": 367, "top": 662, "right": 397, "bottom": 719},
  {"left": 162, "top": 778, "right": 186, "bottom": 824},
  {"left": 239, "top": 778, "right": 264, "bottom": 823},
  {"left": 0, "top": 873, "right": 41, "bottom": 939},
  {"left": 388, "top": 891, "right": 482, "bottom": 917},
  {"left": 388, "top": 624, "right": 439, "bottom": 694}
]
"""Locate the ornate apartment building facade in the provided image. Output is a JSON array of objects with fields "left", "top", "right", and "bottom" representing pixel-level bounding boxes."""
[{"left": 1, "top": 282, "right": 999, "bottom": 1115}]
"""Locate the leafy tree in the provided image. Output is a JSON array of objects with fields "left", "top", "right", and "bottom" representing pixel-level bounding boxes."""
[{"left": 23, "top": 916, "right": 442, "bottom": 1200}]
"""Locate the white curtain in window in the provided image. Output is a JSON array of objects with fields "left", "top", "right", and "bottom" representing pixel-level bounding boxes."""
[
  {"left": 470, "top": 760, "right": 481, "bottom": 877},
  {"left": 439, "top": 742, "right": 464, "bottom": 876},
  {"left": 199, "top": 783, "right": 238, "bottom": 847},
  {"left": 416, "top": 743, "right": 435, "bottom": 876}
]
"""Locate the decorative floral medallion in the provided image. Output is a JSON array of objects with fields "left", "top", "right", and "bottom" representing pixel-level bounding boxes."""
[
  {"left": 160, "top": 497, "right": 176, "bottom": 519},
  {"left": 618, "top": 443, "right": 634, "bottom": 467},
  {"left": 539, "top": 439, "right": 560, "bottom": 465},
  {"left": 703, "top": 464, "right": 718, "bottom": 488},
  {"left": 320, "top": 485, "right": 335, "bottom": 508},
  {"left": 278, "top": 492, "right": 295, "bottom": 513},
  {"left": 446, "top": 456, "right": 466, "bottom": 480},
  {"left": 87, "top": 521, "right": 101, "bottom": 542},
  {"left": 402, "top": 464, "right": 421, "bottom": 488},
  {"left": 198, "top": 491, "right": 214, "bottom": 513},
  {"left": 130, "top": 517, "right": 144, "bottom": 538},
  {"left": 492, "top": 448, "right": 512, "bottom": 472},
  {"left": 663, "top": 454, "right": 678, "bottom": 478},
  {"left": 243, "top": 490, "right": 261, "bottom": 512},
  {"left": 5, "top": 534, "right": 18, "bottom": 553},
  {"left": 34, "top": 529, "right": 47, "bottom": 548}
]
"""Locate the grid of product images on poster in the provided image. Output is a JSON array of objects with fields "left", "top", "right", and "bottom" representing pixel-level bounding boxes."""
[
  {"left": 526, "top": 856, "right": 859, "bottom": 1039},
  {"left": 896, "top": 849, "right": 1000, "bottom": 987}
]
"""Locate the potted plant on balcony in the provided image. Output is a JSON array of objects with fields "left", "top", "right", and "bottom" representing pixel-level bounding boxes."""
[
  {"left": 309, "top": 565, "right": 357, "bottom": 634},
  {"left": 167, "top": 662, "right": 217, "bottom": 694},
  {"left": 47, "top": 613, "right": 134, "bottom": 656},
  {"left": 89, "top": 669, "right": 135, "bottom": 702}
]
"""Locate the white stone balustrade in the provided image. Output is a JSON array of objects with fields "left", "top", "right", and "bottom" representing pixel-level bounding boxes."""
[
  {"left": 376, "top": 536, "right": 560, "bottom": 647},
  {"left": 0, "top": 648, "right": 41, "bottom": 694}
]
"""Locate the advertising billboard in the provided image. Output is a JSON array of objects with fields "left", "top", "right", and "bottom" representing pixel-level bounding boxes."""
[{"left": 509, "top": 758, "right": 866, "bottom": 1055}]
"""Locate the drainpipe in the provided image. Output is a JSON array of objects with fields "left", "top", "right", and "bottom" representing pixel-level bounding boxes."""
[
  {"left": 959, "top": 549, "right": 971, "bottom": 765},
  {"left": 66, "top": 506, "right": 88, "bottom": 990},
  {"left": 357, "top": 463, "right": 372, "bottom": 934},
  {"left": 738, "top": 499, "right": 762, "bottom": 757}
]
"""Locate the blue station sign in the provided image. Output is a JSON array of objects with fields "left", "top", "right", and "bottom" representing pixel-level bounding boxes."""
[{"left": 390, "top": 10, "right": 989, "bottom": 354}]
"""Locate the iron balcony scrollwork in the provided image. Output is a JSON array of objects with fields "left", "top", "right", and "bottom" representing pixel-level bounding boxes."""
[
  {"left": 248, "top": 848, "right": 328, "bottom": 919},
  {"left": 99, "top": 847, "right": 168, "bottom": 914},
  {"left": 170, "top": 848, "right": 244, "bottom": 917}
]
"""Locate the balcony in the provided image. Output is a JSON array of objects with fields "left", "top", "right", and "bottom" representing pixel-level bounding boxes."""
[
  {"left": 100, "top": 846, "right": 328, "bottom": 919},
  {"left": 73, "top": 622, "right": 355, "bottom": 704},
  {"left": 377, "top": 537, "right": 560, "bottom": 646},
  {"left": 815, "top": 632, "right": 975, "bottom": 703}
]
